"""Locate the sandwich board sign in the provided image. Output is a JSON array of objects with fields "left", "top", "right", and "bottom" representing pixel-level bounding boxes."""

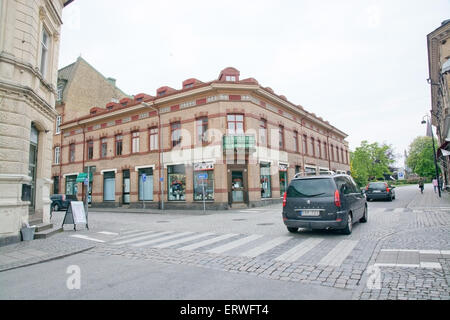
[{"left": 62, "top": 201, "right": 88, "bottom": 231}]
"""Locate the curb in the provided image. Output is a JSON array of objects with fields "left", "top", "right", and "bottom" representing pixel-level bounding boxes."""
[{"left": 0, "top": 246, "right": 95, "bottom": 273}]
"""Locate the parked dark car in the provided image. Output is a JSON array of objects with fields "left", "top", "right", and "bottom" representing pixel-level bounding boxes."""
[
  {"left": 50, "top": 194, "right": 77, "bottom": 211},
  {"left": 282, "top": 174, "right": 367, "bottom": 235},
  {"left": 365, "top": 182, "right": 395, "bottom": 201}
]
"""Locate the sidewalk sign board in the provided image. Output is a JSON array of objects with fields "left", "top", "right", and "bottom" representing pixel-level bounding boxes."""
[{"left": 62, "top": 201, "right": 89, "bottom": 231}]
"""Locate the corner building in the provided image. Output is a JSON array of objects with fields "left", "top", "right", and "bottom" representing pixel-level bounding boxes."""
[{"left": 55, "top": 67, "right": 350, "bottom": 210}]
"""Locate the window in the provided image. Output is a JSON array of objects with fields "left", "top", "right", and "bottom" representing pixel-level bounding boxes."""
[
  {"left": 260, "top": 162, "right": 271, "bottom": 198},
  {"left": 53, "top": 176, "right": 59, "bottom": 194},
  {"left": 115, "top": 135, "right": 123, "bottom": 156},
  {"left": 101, "top": 138, "right": 108, "bottom": 158},
  {"left": 184, "top": 83, "right": 194, "bottom": 89},
  {"left": 279, "top": 126, "right": 284, "bottom": 149},
  {"left": 227, "top": 114, "right": 244, "bottom": 134},
  {"left": 279, "top": 168, "right": 288, "bottom": 196},
  {"left": 138, "top": 168, "right": 153, "bottom": 201},
  {"left": 225, "top": 75, "right": 236, "bottom": 81},
  {"left": 168, "top": 165, "right": 186, "bottom": 201},
  {"left": 345, "top": 150, "right": 349, "bottom": 164},
  {"left": 194, "top": 166, "right": 214, "bottom": 201},
  {"left": 132, "top": 131, "right": 140, "bottom": 153},
  {"left": 294, "top": 131, "right": 299, "bottom": 153},
  {"left": 158, "top": 90, "right": 166, "bottom": 96},
  {"left": 317, "top": 140, "right": 321, "bottom": 158},
  {"left": 323, "top": 142, "right": 328, "bottom": 159},
  {"left": 336, "top": 146, "right": 340, "bottom": 162},
  {"left": 171, "top": 122, "right": 181, "bottom": 147},
  {"left": 310, "top": 137, "right": 315, "bottom": 157},
  {"left": 103, "top": 171, "right": 115, "bottom": 201},
  {"left": 149, "top": 127, "right": 158, "bottom": 151},
  {"left": 87, "top": 140, "right": 94, "bottom": 160},
  {"left": 57, "top": 84, "right": 63, "bottom": 101},
  {"left": 40, "top": 27, "right": 50, "bottom": 77},
  {"left": 196, "top": 117, "right": 208, "bottom": 144},
  {"left": 302, "top": 135, "right": 307, "bottom": 155},
  {"left": 69, "top": 144, "right": 75, "bottom": 163},
  {"left": 341, "top": 148, "right": 345, "bottom": 164},
  {"left": 259, "top": 119, "right": 267, "bottom": 146},
  {"left": 54, "top": 146, "right": 60, "bottom": 164},
  {"left": 55, "top": 116, "right": 61, "bottom": 134},
  {"left": 65, "top": 175, "right": 77, "bottom": 196},
  {"left": 330, "top": 144, "right": 334, "bottom": 161}
]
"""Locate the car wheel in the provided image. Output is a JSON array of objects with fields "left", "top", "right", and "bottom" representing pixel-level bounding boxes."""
[
  {"left": 388, "top": 195, "right": 393, "bottom": 202},
  {"left": 287, "top": 227, "right": 298, "bottom": 233},
  {"left": 360, "top": 206, "right": 368, "bottom": 223},
  {"left": 53, "top": 204, "right": 59, "bottom": 211},
  {"left": 342, "top": 213, "right": 353, "bottom": 235}
]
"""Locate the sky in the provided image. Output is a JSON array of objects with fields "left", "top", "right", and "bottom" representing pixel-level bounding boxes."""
[{"left": 58, "top": 0, "right": 450, "bottom": 167}]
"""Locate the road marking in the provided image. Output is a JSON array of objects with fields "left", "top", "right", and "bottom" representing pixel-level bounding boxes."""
[
  {"left": 112, "top": 230, "right": 163, "bottom": 243},
  {"left": 274, "top": 238, "right": 323, "bottom": 262},
  {"left": 420, "top": 262, "right": 442, "bottom": 269},
  {"left": 152, "top": 232, "right": 215, "bottom": 249},
  {"left": 381, "top": 249, "right": 418, "bottom": 252},
  {"left": 318, "top": 240, "right": 358, "bottom": 267},
  {"left": 440, "top": 250, "right": 450, "bottom": 255},
  {"left": 419, "top": 250, "right": 441, "bottom": 255},
  {"left": 178, "top": 234, "right": 238, "bottom": 251},
  {"left": 132, "top": 232, "right": 195, "bottom": 247},
  {"left": 97, "top": 231, "right": 119, "bottom": 235},
  {"left": 111, "top": 231, "right": 172, "bottom": 245},
  {"left": 206, "top": 234, "right": 263, "bottom": 254},
  {"left": 374, "top": 262, "right": 442, "bottom": 269},
  {"left": 240, "top": 236, "right": 291, "bottom": 258},
  {"left": 394, "top": 208, "right": 404, "bottom": 213},
  {"left": 70, "top": 235, "right": 105, "bottom": 243}
]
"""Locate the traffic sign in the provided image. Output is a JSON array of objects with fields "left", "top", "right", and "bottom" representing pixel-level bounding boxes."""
[
  {"left": 198, "top": 173, "right": 208, "bottom": 180},
  {"left": 142, "top": 173, "right": 146, "bottom": 182},
  {"left": 76, "top": 172, "right": 87, "bottom": 183}
]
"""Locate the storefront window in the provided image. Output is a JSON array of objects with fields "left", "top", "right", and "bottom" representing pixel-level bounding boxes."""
[
  {"left": 65, "top": 175, "right": 77, "bottom": 196},
  {"left": 103, "top": 171, "right": 115, "bottom": 201},
  {"left": 260, "top": 162, "right": 271, "bottom": 198},
  {"left": 138, "top": 168, "right": 153, "bottom": 201},
  {"left": 305, "top": 167, "right": 316, "bottom": 176},
  {"left": 168, "top": 165, "right": 185, "bottom": 201},
  {"left": 194, "top": 164, "right": 214, "bottom": 201},
  {"left": 279, "top": 164, "right": 288, "bottom": 196}
]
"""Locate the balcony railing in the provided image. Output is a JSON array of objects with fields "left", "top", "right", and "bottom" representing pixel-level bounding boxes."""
[{"left": 223, "top": 135, "right": 256, "bottom": 151}]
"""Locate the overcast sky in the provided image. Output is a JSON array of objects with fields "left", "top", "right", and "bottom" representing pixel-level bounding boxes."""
[{"left": 58, "top": 0, "right": 450, "bottom": 167}]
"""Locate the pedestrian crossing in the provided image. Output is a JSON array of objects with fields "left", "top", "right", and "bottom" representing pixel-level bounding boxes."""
[{"left": 85, "top": 229, "right": 369, "bottom": 268}]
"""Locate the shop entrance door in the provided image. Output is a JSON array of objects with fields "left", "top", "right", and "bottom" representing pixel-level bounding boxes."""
[{"left": 231, "top": 171, "right": 245, "bottom": 203}]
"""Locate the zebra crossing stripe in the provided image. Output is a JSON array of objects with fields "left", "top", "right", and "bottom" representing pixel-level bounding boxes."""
[
  {"left": 132, "top": 232, "right": 195, "bottom": 247},
  {"left": 113, "top": 230, "right": 163, "bottom": 242},
  {"left": 178, "top": 234, "right": 238, "bottom": 251},
  {"left": 111, "top": 231, "right": 172, "bottom": 245},
  {"left": 152, "top": 232, "right": 215, "bottom": 249},
  {"left": 206, "top": 234, "right": 263, "bottom": 254},
  {"left": 97, "top": 231, "right": 119, "bottom": 235},
  {"left": 240, "top": 236, "right": 291, "bottom": 258},
  {"left": 70, "top": 235, "right": 105, "bottom": 243},
  {"left": 274, "top": 238, "right": 323, "bottom": 262},
  {"left": 318, "top": 240, "right": 358, "bottom": 267}
]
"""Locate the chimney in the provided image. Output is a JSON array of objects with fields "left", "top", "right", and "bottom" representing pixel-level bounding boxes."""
[{"left": 107, "top": 77, "right": 116, "bottom": 86}]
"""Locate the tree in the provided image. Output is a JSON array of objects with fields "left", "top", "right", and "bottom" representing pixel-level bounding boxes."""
[
  {"left": 350, "top": 140, "right": 396, "bottom": 187},
  {"left": 406, "top": 136, "right": 439, "bottom": 178}
]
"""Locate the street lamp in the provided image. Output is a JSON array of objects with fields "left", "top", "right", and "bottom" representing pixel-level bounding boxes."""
[
  {"left": 142, "top": 102, "right": 164, "bottom": 210},
  {"left": 421, "top": 114, "right": 441, "bottom": 197}
]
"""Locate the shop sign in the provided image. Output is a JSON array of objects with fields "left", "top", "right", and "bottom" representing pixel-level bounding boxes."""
[
  {"left": 279, "top": 163, "right": 288, "bottom": 172},
  {"left": 194, "top": 162, "right": 214, "bottom": 171}
]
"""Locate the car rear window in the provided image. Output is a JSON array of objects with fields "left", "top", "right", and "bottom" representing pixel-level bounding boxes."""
[
  {"left": 287, "top": 178, "right": 336, "bottom": 198},
  {"left": 368, "top": 182, "right": 387, "bottom": 190},
  {"left": 66, "top": 195, "right": 77, "bottom": 201}
]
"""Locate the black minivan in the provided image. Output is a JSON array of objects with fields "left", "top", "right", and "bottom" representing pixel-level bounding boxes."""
[{"left": 282, "top": 174, "right": 367, "bottom": 235}]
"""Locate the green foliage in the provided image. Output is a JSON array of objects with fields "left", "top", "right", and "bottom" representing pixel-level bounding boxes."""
[
  {"left": 350, "top": 141, "right": 395, "bottom": 187},
  {"left": 405, "top": 136, "right": 440, "bottom": 179}
]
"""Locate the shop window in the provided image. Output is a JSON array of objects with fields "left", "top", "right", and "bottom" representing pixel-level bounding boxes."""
[
  {"left": 168, "top": 165, "right": 185, "bottom": 201},
  {"left": 103, "top": 171, "right": 115, "bottom": 201},
  {"left": 194, "top": 165, "right": 214, "bottom": 201},
  {"left": 65, "top": 175, "right": 77, "bottom": 196},
  {"left": 260, "top": 162, "right": 271, "bottom": 198},
  {"left": 279, "top": 164, "right": 288, "bottom": 196},
  {"left": 138, "top": 168, "right": 153, "bottom": 201}
]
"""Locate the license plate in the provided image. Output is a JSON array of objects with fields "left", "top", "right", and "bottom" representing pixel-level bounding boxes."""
[
  {"left": 373, "top": 190, "right": 381, "bottom": 193},
  {"left": 299, "top": 210, "right": 321, "bottom": 217}
]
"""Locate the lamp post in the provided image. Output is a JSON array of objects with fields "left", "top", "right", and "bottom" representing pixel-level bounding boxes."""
[
  {"left": 142, "top": 102, "right": 164, "bottom": 210},
  {"left": 421, "top": 114, "right": 441, "bottom": 197}
]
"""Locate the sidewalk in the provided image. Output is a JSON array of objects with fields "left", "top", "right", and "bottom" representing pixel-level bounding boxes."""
[{"left": 407, "top": 183, "right": 450, "bottom": 210}]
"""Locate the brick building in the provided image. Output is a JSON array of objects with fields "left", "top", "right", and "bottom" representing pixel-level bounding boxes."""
[
  {"left": 52, "top": 56, "right": 127, "bottom": 195},
  {"left": 54, "top": 67, "right": 350, "bottom": 210},
  {"left": 0, "top": 0, "right": 72, "bottom": 245},
  {"left": 427, "top": 19, "right": 450, "bottom": 188}
]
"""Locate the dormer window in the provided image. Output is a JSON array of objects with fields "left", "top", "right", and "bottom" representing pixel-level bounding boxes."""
[
  {"left": 136, "top": 97, "right": 143, "bottom": 102},
  {"left": 158, "top": 90, "right": 166, "bottom": 96},
  {"left": 121, "top": 102, "right": 127, "bottom": 107},
  {"left": 107, "top": 106, "right": 113, "bottom": 110},
  {"left": 91, "top": 110, "right": 96, "bottom": 115},
  {"left": 184, "top": 83, "right": 194, "bottom": 89},
  {"left": 226, "top": 75, "right": 236, "bottom": 81}
]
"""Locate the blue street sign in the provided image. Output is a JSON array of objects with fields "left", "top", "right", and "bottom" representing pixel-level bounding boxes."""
[
  {"left": 142, "top": 173, "right": 146, "bottom": 182},
  {"left": 160, "top": 177, "right": 164, "bottom": 182},
  {"left": 198, "top": 173, "right": 208, "bottom": 180}
]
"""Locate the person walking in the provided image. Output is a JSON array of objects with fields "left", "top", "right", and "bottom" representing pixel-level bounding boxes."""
[
  {"left": 432, "top": 178, "right": 438, "bottom": 193},
  {"left": 419, "top": 178, "right": 424, "bottom": 194}
]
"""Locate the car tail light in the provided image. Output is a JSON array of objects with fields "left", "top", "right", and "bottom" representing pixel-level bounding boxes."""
[
  {"left": 283, "top": 192, "right": 287, "bottom": 207},
  {"left": 334, "top": 190, "right": 341, "bottom": 207},
  {"left": 366, "top": 185, "right": 369, "bottom": 190},
  {"left": 385, "top": 183, "right": 389, "bottom": 192}
]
